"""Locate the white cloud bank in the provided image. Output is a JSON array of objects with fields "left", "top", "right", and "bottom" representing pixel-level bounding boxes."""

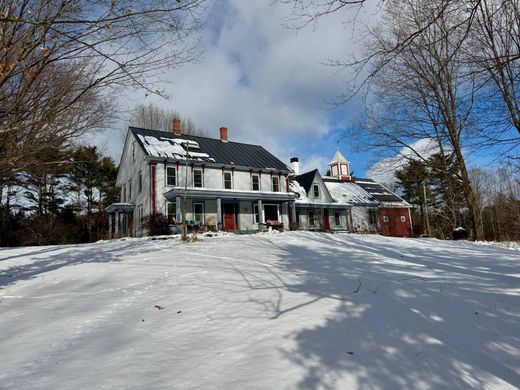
[
  {"left": 366, "top": 138, "right": 441, "bottom": 191},
  {"left": 96, "top": 0, "right": 376, "bottom": 167}
]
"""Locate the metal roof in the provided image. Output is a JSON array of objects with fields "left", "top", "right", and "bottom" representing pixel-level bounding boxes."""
[
  {"left": 130, "top": 127, "right": 290, "bottom": 171},
  {"left": 352, "top": 178, "right": 405, "bottom": 203},
  {"left": 293, "top": 169, "right": 319, "bottom": 194}
]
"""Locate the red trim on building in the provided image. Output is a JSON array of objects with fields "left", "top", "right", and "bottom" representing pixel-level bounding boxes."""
[{"left": 149, "top": 163, "right": 156, "bottom": 216}]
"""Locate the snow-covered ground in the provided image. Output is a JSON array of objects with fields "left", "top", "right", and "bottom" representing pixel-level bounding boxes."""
[{"left": 1, "top": 232, "right": 519, "bottom": 390}]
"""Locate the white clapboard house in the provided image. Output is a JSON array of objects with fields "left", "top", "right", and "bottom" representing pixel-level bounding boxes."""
[{"left": 107, "top": 120, "right": 297, "bottom": 237}]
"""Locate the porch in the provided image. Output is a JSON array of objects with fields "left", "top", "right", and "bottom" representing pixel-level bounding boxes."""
[
  {"left": 164, "top": 188, "right": 298, "bottom": 232},
  {"left": 106, "top": 203, "right": 135, "bottom": 238}
]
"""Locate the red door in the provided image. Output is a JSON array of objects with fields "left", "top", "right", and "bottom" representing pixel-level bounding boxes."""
[
  {"left": 323, "top": 209, "right": 330, "bottom": 231},
  {"left": 223, "top": 203, "right": 237, "bottom": 231}
]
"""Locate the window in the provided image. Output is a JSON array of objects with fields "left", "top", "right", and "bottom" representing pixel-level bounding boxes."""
[
  {"left": 331, "top": 165, "right": 338, "bottom": 177},
  {"left": 167, "top": 203, "right": 176, "bottom": 224},
  {"left": 132, "top": 143, "right": 135, "bottom": 163},
  {"left": 193, "top": 203, "right": 204, "bottom": 224},
  {"left": 383, "top": 216, "right": 389, "bottom": 223},
  {"left": 128, "top": 180, "right": 132, "bottom": 200},
  {"left": 253, "top": 204, "right": 259, "bottom": 223},
  {"left": 166, "top": 167, "right": 176, "bottom": 186},
  {"left": 309, "top": 210, "right": 315, "bottom": 226},
  {"left": 252, "top": 174, "right": 260, "bottom": 191},
  {"left": 400, "top": 216, "right": 406, "bottom": 222},
  {"left": 272, "top": 176, "right": 280, "bottom": 192},
  {"left": 313, "top": 184, "right": 320, "bottom": 198},
  {"left": 334, "top": 212, "right": 341, "bottom": 226},
  {"left": 224, "top": 172, "right": 233, "bottom": 189},
  {"left": 369, "top": 210, "right": 378, "bottom": 225},
  {"left": 138, "top": 172, "right": 142, "bottom": 193},
  {"left": 122, "top": 184, "right": 126, "bottom": 202},
  {"left": 193, "top": 169, "right": 203, "bottom": 188}
]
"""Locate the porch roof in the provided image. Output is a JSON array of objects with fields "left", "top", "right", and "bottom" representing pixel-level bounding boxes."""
[
  {"left": 294, "top": 202, "right": 350, "bottom": 209},
  {"left": 106, "top": 202, "right": 135, "bottom": 213},
  {"left": 163, "top": 188, "right": 297, "bottom": 202}
]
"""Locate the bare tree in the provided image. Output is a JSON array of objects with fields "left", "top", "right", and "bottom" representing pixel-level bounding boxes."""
[
  {"left": 0, "top": 0, "right": 206, "bottom": 186},
  {"left": 130, "top": 103, "right": 206, "bottom": 135},
  {"left": 360, "top": 0, "right": 485, "bottom": 239}
]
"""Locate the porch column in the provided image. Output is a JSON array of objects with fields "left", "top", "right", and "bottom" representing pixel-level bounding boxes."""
[
  {"left": 115, "top": 211, "right": 120, "bottom": 236},
  {"left": 258, "top": 199, "right": 265, "bottom": 232},
  {"left": 216, "top": 197, "right": 222, "bottom": 230},
  {"left": 108, "top": 214, "right": 113, "bottom": 238},
  {"left": 176, "top": 196, "right": 182, "bottom": 224},
  {"left": 290, "top": 201, "right": 297, "bottom": 227},
  {"left": 281, "top": 202, "right": 288, "bottom": 230}
]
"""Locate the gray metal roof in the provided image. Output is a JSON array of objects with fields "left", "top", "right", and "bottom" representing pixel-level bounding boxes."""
[
  {"left": 352, "top": 178, "right": 405, "bottom": 203},
  {"left": 130, "top": 127, "right": 290, "bottom": 171},
  {"left": 293, "top": 169, "right": 319, "bottom": 194}
]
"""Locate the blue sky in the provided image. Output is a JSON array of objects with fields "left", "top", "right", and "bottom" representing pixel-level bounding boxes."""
[
  {"left": 96, "top": 0, "right": 380, "bottom": 176},
  {"left": 94, "top": 0, "right": 517, "bottom": 185}
]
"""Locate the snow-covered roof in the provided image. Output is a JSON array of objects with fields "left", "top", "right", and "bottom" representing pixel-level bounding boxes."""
[
  {"left": 289, "top": 180, "right": 310, "bottom": 203},
  {"left": 324, "top": 180, "right": 377, "bottom": 206},
  {"left": 137, "top": 134, "right": 215, "bottom": 162}
]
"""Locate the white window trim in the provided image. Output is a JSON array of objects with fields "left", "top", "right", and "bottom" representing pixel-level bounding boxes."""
[
  {"left": 383, "top": 216, "right": 389, "bottom": 223},
  {"left": 400, "top": 216, "right": 406, "bottom": 222},
  {"left": 166, "top": 166, "right": 177, "bottom": 187},
  {"left": 251, "top": 174, "right": 260, "bottom": 191},
  {"left": 193, "top": 168, "right": 204, "bottom": 188},
  {"left": 313, "top": 184, "right": 320, "bottom": 198},
  {"left": 272, "top": 176, "right": 280, "bottom": 192},
  {"left": 223, "top": 171, "right": 233, "bottom": 190},
  {"left": 334, "top": 212, "right": 341, "bottom": 226}
]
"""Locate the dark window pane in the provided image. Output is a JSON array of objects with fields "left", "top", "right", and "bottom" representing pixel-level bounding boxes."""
[
  {"left": 193, "top": 170, "right": 203, "bottom": 187},
  {"left": 224, "top": 172, "right": 232, "bottom": 189},
  {"left": 252, "top": 175, "right": 259, "bottom": 191},
  {"left": 167, "top": 167, "right": 176, "bottom": 186}
]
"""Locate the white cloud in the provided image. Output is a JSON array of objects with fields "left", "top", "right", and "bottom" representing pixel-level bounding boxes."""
[
  {"left": 94, "top": 0, "right": 373, "bottom": 168},
  {"left": 366, "top": 138, "right": 441, "bottom": 191}
]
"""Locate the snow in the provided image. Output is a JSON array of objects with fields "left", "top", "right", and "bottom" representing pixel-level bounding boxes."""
[
  {"left": 1, "top": 232, "right": 519, "bottom": 389},
  {"left": 137, "top": 135, "right": 216, "bottom": 162},
  {"left": 289, "top": 180, "right": 310, "bottom": 203},
  {"left": 325, "top": 180, "right": 377, "bottom": 205}
]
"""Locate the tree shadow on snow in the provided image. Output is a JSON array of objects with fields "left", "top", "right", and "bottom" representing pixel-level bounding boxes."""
[
  {"left": 0, "top": 240, "right": 168, "bottom": 289},
  {"left": 238, "top": 232, "right": 520, "bottom": 389}
]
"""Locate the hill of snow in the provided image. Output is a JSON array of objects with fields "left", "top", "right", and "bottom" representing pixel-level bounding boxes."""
[{"left": 1, "top": 232, "right": 519, "bottom": 389}]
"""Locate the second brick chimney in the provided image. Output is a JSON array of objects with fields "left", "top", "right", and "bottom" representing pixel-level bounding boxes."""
[
  {"left": 172, "top": 118, "right": 181, "bottom": 135},
  {"left": 219, "top": 127, "right": 228, "bottom": 142}
]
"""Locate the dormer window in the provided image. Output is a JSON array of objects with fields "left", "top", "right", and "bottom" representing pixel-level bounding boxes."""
[
  {"left": 313, "top": 184, "right": 319, "bottom": 198},
  {"left": 180, "top": 140, "right": 201, "bottom": 151}
]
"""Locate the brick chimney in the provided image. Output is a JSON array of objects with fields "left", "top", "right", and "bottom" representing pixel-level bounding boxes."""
[
  {"left": 172, "top": 118, "right": 181, "bottom": 135},
  {"left": 219, "top": 127, "right": 228, "bottom": 142}
]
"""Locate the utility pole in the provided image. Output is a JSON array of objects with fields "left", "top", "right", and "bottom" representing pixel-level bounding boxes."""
[{"left": 423, "top": 182, "right": 431, "bottom": 237}]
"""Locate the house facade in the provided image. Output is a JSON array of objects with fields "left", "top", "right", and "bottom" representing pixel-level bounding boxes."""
[
  {"left": 290, "top": 151, "right": 413, "bottom": 237},
  {"left": 107, "top": 120, "right": 296, "bottom": 237},
  {"left": 107, "top": 121, "right": 412, "bottom": 238}
]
